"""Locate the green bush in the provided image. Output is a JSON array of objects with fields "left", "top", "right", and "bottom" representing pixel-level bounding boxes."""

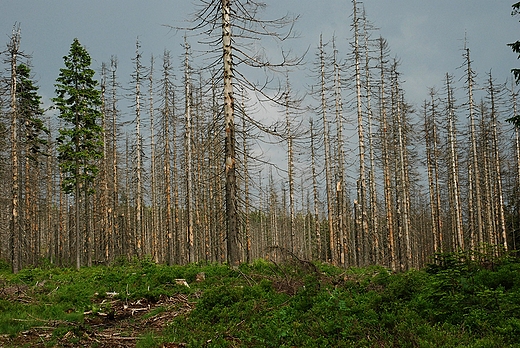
[{"left": 1, "top": 254, "right": 520, "bottom": 347}]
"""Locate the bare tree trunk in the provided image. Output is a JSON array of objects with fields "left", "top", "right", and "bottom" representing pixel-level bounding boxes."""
[
  {"left": 222, "top": 0, "right": 240, "bottom": 265},
  {"left": 109, "top": 57, "right": 120, "bottom": 262},
  {"left": 377, "top": 37, "right": 396, "bottom": 271},
  {"left": 513, "top": 87, "right": 520, "bottom": 251},
  {"left": 242, "top": 90, "right": 253, "bottom": 263},
  {"left": 318, "top": 35, "right": 335, "bottom": 264},
  {"left": 353, "top": 0, "right": 369, "bottom": 267},
  {"left": 160, "top": 51, "right": 174, "bottom": 265},
  {"left": 9, "top": 25, "right": 21, "bottom": 273},
  {"left": 392, "top": 70, "right": 412, "bottom": 269},
  {"left": 332, "top": 38, "right": 347, "bottom": 265},
  {"left": 46, "top": 120, "right": 57, "bottom": 264},
  {"left": 132, "top": 40, "right": 144, "bottom": 258},
  {"left": 464, "top": 47, "right": 484, "bottom": 250},
  {"left": 283, "top": 77, "right": 296, "bottom": 254},
  {"left": 480, "top": 102, "right": 495, "bottom": 246},
  {"left": 424, "top": 101, "right": 437, "bottom": 254},
  {"left": 210, "top": 75, "right": 223, "bottom": 262},
  {"left": 487, "top": 73, "right": 508, "bottom": 251},
  {"left": 183, "top": 40, "right": 195, "bottom": 263},
  {"left": 445, "top": 74, "right": 464, "bottom": 250},
  {"left": 24, "top": 145, "right": 32, "bottom": 266},
  {"left": 124, "top": 134, "right": 132, "bottom": 259},
  {"left": 362, "top": 16, "right": 379, "bottom": 265},
  {"left": 85, "top": 183, "right": 92, "bottom": 267},
  {"left": 424, "top": 93, "right": 443, "bottom": 254},
  {"left": 172, "top": 109, "right": 181, "bottom": 264},
  {"left": 149, "top": 56, "right": 159, "bottom": 261},
  {"left": 309, "top": 119, "right": 322, "bottom": 260},
  {"left": 100, "top": 63, "right": 110, "bottom": 264}
]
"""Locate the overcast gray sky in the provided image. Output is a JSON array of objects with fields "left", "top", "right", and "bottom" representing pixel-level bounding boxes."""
[{"left": 1, "top": 0, "right": 518, "bottom": 111}]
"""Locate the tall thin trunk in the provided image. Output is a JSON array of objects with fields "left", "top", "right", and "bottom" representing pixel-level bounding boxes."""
[
  {"left": 210, "top": 75, "right": 222, "bottom": 262},
  {"left": 424, "top": 100, "right": 438, "bottom": 253},
  {"left": 241, "top": 90, "right": 252, "bottom": 262},
  {"left": 378, "top": 37, "right": 396, "bottom": 271},
  {"left": 149, "top": 55, "right": 158, "bottom": 261},
  {"left": 431, "top": 96, "right": 444, "bottom": 253},
  {"left": 24, "top": 142, "right": 32, "bottom": 266},
  {"left": 513, "top": 86, "right": 520, "bottom": 251},
  {"left": 171, "top": 80, "right": 181, "bottom": 264},
  {"left": 332, "top": 38, "right": 347, "bottom": 265},
  {"left": 124, "top": 134, "right": 132, "bottom": 259},
  {"left": 133, "top": 40, "right": 144, "bottom": 257},
  {"left": 100, "top": 64, "right": 110, "bottom": 264},
  {"left": 480, "top": 102, "right": 495, "bottom": 246},
  {"left": 310, "top": 119, "right": 322, "bottom": 260},
  {"left": 392, "top": 70, "right": 412, "bottom": 269},
  {"left": 318, "top": 35, "right": 335, "bottom": 264},
  {"left": 353, "top": 1, "right": 369, "bottom": 266},
  {"left": 424, "top": 92, "right": 443, "bottom": 253},
  {"left": 363, "top": 14, "right": 379, "bottom": 264},
  {"left": 284, "top": 77, "right": 296, "bottom": 253},
  {"left": 9, "top": 25, "right": 21, "bottom": 273},
  {"left": 184, "top": 40, "right": 195, "bottom": 263},
  {"left": 487, "top": 73, "right": 508, "bottom": 251},
  {"left": 46, "top": 119, "right": 56, "bottom": 264},
  {"left": 222, "top": 0, "right": 240, "bottom": 265},
  {"left": 445, "top": 74, "right": 464, "bottom": 250},
  {"left": 161, "top": 52, "right": 174, "bottom": 265},
  {"left": 464, "top": 47, "right": 484, "bottom": 250},
  {"left": 110, "top": 57, "right": 119, "bottom": 261}
]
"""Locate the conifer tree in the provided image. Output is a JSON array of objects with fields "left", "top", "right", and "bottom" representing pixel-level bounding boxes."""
[
  {"left": 17, "top": 64, "right": 48, "bottom": 160},
  {"left": 17, "top": 63, "right": 49, "bottom": 268},
  {"left": 53, "top": 38, "right": 103, "bottom": 269}
]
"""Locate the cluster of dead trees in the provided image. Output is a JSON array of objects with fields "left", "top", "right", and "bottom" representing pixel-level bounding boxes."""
[{"left": 0, "top": 1, "right": 518, "bottom": 273}]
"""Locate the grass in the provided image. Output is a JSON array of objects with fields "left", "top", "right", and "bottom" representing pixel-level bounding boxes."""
[{"left": 0, "top": 252, "right": 519, "bottom": 347}]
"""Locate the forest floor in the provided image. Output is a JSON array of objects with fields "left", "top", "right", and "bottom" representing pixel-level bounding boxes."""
[
  {"left": 0, "top": 288, "right": 191, "bottom": 347},
  {"left": 1, "top": 249, "right": 520, "bottom": 347}
]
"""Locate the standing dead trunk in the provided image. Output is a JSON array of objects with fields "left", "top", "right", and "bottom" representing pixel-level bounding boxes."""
[
  {"left": 222, "top": 0, "right": 240, "bottom": 265},
  {"left": 109, "top": 57, "right": 120, "bottom": 262},
  {"left": 100, "top": 64, "right": 110, "bottom": 263},
  {"left": 317, "top": 35, "right": 336, "bottom": 264},
  {"left": 184, "top": 40, "right": 195, "bottom": 263},
  {"left": 284, "top": 76, "right": 297, "bottom": 254},
  {"left": 392, "top": 70, "right": 412, "bottom": 269},
  {"left": 149, "top": 56, "right": 159, "bottom": 261},
  {"left": 9, "top": 25, "right": 21, "bottom": 273},
  {"left": 332, "top": 38, "right": 347, "bottom": 265},
  {"left": 445, "top": 74, "right": 464, "bottom": 250},
  {"left": 362, "top": 15, "right": 379, "bottom": 265},
  {"left": 353, "top": 1, "right": 369, "bottom": 267},
  {"left": 487, "top": 73, "right": 508, "bottom": 251},
  {"left": 160, "top": 51, "right": 174, "bottom": 264},
  {"left": 464, "top": 47, "right": 484, "bottom": 249},
  {"left": 424, "top": 100, "right": 438, "bottom": 254},
  {"left": 132, "top": 40, "right": 144, "bottom": 258},
  {"left": 377, "top": 37, "right": 396, "bottom": 271},
  {"left": 309, "top": 119, "right": 322, "bottom": 260}
]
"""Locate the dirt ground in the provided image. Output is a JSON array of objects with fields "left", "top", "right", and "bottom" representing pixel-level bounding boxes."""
[{"left": 0, "top": 291, "right": 195, "bottom": 348}]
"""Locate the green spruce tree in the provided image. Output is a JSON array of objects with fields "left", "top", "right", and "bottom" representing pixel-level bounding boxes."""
[
  {"left": 17, "top": 63, "right": 48, "bottom": 160},
  {"left": 53, "top": 38, "right": 103, "bottom": 269},
  {"left": 17, "top": 63, "right": 49, "bottom": 268}
]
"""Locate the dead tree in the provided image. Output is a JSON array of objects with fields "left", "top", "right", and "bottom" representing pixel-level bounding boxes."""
[{"left": 8, "top": 25, "right": 21, "bottom": 273}]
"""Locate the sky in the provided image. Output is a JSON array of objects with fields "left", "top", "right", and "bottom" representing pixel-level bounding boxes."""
[{"left": 1, "top": 1, "right": 519, "bottom": 116}]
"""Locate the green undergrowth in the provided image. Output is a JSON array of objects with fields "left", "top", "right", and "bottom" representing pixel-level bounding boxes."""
[{"left": 0, "top": 252, "right": 520, "bottom": 347}]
